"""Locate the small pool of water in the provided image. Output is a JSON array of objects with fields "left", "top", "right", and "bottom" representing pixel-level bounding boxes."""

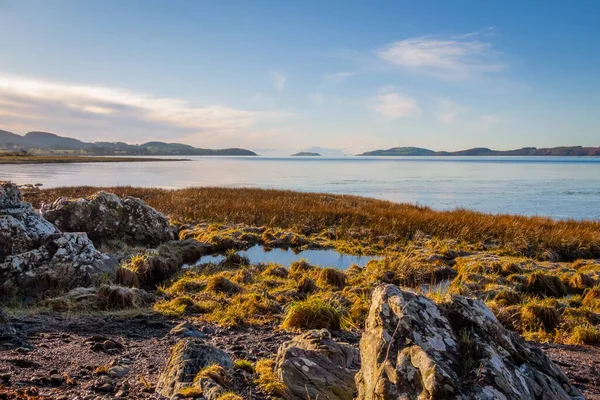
[{"left": 194, "top": 245, "right": 379, "bottom": 270}]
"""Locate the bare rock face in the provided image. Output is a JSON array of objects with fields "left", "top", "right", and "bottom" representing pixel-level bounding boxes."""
[
  {"left": 0, "top": 182, "right": 113, "bottom": 299},
  {"left": 156, "top": 338, "right": 232, "bottom": 398},
  {"left": 276, "top": 329, "right": 359, "bottom": 400},
  {"left": 42, "top": 191, "right": 173, "bottom": 246},
  {"left": 0, "top": 182, "right": 56, "bottom": 259},
  {"left": 355, "top": 284, "right": 584, "bottom": 400}
]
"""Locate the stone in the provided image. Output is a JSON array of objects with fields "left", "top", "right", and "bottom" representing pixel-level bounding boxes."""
[
  {"left": 42, "top": 191, "right": 173, "bottom": 246},
  {"left": 0, "top": 308, "right": 16, "bottom": 337},
  {"left": 0, "top": 182, "right": 114, "bottom": 299},
  {"left": 50, "top": 373, "right": 64, "bottom": 386},
  {"left": 355, "top": 284, "right": 584, "bottom": 400},
  {"left": 276, "top": 329, "right": 359, "bottom": 400},
  {"left": 169, "top": 322, "right": 205, "bottom": 339},
  {"left": 108, "top": 365, "right": 130, "bottom": 378},
  {"left": 156, "top": 338, "right": 232, "bottom": 398}
]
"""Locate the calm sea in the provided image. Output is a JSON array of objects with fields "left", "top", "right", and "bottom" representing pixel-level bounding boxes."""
[{"left": 2, "top": 156, "right": 599, "bottom": 220}]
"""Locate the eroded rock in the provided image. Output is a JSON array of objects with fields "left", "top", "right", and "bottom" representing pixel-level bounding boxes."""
[
  {"left": 42, "top": 191, "right": 173, "bottom": 246},
  {"left": 156, "top": 338, "right": 232, "bottom": 398},
  {"left": 276, "top": 329, "right": 359, "bottom": 400},
  {"left": 0, "top": 182, "right": 113, "bottom": 299},
  {"left": 355, "top": 284, "right": 584, "bottom": 400}
]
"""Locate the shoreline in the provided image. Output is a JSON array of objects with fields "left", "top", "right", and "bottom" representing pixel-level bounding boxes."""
[{"left": 0, "top": 155, "right": 191, "bottom": 164}]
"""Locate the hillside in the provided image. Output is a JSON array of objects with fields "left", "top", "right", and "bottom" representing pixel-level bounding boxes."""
[
  {"left": 0, "top": 129, "right": 257, "bottom": 156},
  {"left": 291, "top": 152, "right": 321, "bottom": 156},
  {"left": 359, "top": 146, "right": 600, "bottom": 156}
]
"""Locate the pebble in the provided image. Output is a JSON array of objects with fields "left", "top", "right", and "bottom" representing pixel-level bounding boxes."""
[{"left": 50, "top": 373, "right": 64, "bottom": 386}]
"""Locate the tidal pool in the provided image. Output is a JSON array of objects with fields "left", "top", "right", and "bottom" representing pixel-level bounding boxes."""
[{"left": 193, "top": 245, "right": 379, "bottom": 270}]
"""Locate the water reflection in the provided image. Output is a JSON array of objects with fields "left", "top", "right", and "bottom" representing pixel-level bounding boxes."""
[{"left": 193, "top": 245, "right": 379, "bottom": 270}]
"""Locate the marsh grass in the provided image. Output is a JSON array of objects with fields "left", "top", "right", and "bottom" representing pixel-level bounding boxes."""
[
  {"left": 255, "top": 359, "right": 289, "bottom": 399},
  {"left": 25, "top": 186, "right": 600, "bottom": 260}
]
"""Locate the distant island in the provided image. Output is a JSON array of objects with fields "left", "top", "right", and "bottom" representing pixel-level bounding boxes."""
[
  {"left": 291, "top": 152, "right": 321, "bottom": 156},
  {"left": 359, "top": 146, "right": 600, "bottom": 157},
  {"left": 0, "top": 129, "right": 257, "bottom": 156}
]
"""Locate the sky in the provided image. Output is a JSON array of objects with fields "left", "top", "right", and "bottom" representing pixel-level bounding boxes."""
[{"left": 0, "top": 0, "right": 599, "bottom": 155}]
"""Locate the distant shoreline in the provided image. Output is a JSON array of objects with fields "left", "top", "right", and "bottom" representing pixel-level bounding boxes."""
[{"left": 0, "top": 155, "right": 190, "bottom": 164}]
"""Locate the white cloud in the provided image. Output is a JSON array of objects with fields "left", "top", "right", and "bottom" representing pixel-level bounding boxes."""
[
  {"left": 0, "top": 73, "right": 283, "bottom": 145},
  {"left": 324, "top": 71, "right": 357, "bottom": 82},
  {"left": 369, "top": 90, "right": 420, "bottom": 120},
  {"left": 272, "top": 71, "right": 286, "bottom": 90},
  {"left": 377, "top": 33, "right": 503, "bottom": 80},
  {"left": 437, "top": 99, "right": 470, "bottom": 124}
]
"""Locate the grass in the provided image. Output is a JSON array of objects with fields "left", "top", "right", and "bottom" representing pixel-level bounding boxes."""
[
  {"left": 233, "top": 359, "right": 255, "bottom": 374},
  {"left": 23, "top": 186, "right": 600, "bottom": 260},
  {"left": 280, "top": 296, "right": 344, "bottom": 331},
  {"left": 255, "top": 359, "right": 289, "bottom": 399}
]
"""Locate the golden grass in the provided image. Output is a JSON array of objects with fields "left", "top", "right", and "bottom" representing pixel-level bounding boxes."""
[
  {"left": 233, "top": 359, "right": 255, "bottom": 373},
  {"left": 280, "top": 296, "right": 344, "bottom": 331},
  {"left": 255, "top": 359, "right": 289, "bottom": 399},
  {"left": 24, "top": 186, "right": 600, "bottom": 260}
]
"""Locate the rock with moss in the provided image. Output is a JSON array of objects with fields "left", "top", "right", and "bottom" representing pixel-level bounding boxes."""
[
  {"left": 156, "top": 338, "right": 232, "bottom": 398},
  {"left": 42, "top": 191, "right": 173, "bottom": 246},
  {"left": 276, "top": 329, "right": 359, "bottom": 400},
  {"left": 355, "top": 284, "right": 584, "bottom": 400}
]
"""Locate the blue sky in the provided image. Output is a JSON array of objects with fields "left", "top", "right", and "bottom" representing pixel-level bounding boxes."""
[{"left": 0, "top": 0, "right": 598, "bottom": 154}]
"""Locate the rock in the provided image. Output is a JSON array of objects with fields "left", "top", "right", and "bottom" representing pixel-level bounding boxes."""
[
  {"left": 0, "top": 308, "right": 16, "bottom": 337},
  {"left": 50, "top": 373, "right": 64, "bottom": 386},
  {"left": 42, "top": 191, "right": 173, "bottom": 247},
  {"left": 276, "top": 329, "right": 359, "bottom": 400},
  {"left": 0, "top": 182, "right": 56, "bottom": 259},
  {"left": 0, "top": 182, "right": 114, "bottom": 299},
  {"left": 169, "top": 322, "right": 205, "bottom": 339},
  {"left": 108, "top": 365, "right": 130, "bottom": 378},
  {"left": 355, "top": 284, "right": 584, "bottom": 400},
  {"left": 156, "top": 338, "right": 232, "bottom": 398}
]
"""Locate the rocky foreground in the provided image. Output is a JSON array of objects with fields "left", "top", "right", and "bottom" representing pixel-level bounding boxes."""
[{"left": 0, "top": 181, "right": 598, "bottom": 399}]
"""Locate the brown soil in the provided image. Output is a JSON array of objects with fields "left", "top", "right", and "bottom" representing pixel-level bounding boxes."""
[{"left": 0, "top": 312, "right": 596, "bottom": 399}]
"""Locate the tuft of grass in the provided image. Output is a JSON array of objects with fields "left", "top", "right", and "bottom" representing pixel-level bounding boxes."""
[
  {"left": 233, "top": 359, "right": 256, "bottom": 374},
  {"left": 493, "top": 289, "right": 522, "bottom": 306},
  {"left": 114, "top": 266, "right": 140, "bottom": 288},
  {"left": 521, "top": 273, "right": 567, "bottom": 297},
  {"left": 178, "top": 387, "right": 204, "bottom": 398},
  {"left": 195, "top": 364, "right": 230, "bottom": 387},
  {"left": 521, "top": 301, "right": 561, "bottom": 332},
  {"left": 296, "top": 277, "right": 318, "bottom": 295},
  {"left": 315, "top": 268, "right": 346, "bottom": 289},
  {"left": 154, "top": 295, "right": 202, "bottom": 316},
  {"left": 289, "top": 259, "right": 313, "bottom": 277},
  {"left": 206, "top": 276, "right": 241, "bottom": 295},
  {"left": 280, "top": 296, "right": 344, "bottom": 331},
  {"left": 255, "top": 359, "right": 289, "bottom": 399},
  {"left": 565, "top": 324, "right": 600, "bottom": 345},
  {"left": 209, "top": 293, "right": 281, "bottom": 327},
  {"left": 216, "top": 393, "right": 243, "bottom": 400},
  {"left": 262, "top": 264, "right": 289, "bottom": 279}
]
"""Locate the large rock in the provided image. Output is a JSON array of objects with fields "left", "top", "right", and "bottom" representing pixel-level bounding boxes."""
[
  {"left": 276, "top": 329, "right": 359, "bottom": 400},
  {"left": 156, "top": 338, "right": 232, "bottom": 398},
  {"left": 0, "top": 182, "right": 56, "bottom": 259},
  {"left": 0, "top": 182, "right": 113, "bottom": 299},
  {"left": 42, "top": 191, "right": 173, "bottom": 246},
  {"left": 355, "top": 284, "right": 584, "bottom": 400}
]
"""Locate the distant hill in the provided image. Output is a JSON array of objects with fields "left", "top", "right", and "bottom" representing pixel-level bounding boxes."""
[
  {"left": 291, "top": 152, "right": 321, "bottom": 156},
  {"left": 0, "top": 129, "right": 257, "bottom": 156},
  {"left": 359, "top": 146, "right": 600, "bottom": 156}
]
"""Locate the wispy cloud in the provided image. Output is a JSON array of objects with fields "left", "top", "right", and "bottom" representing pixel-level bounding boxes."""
[
  {"left": 0, "top": 73, "right": 282, "bottom": 145},
  {"left": 272, "top": 71, "right": 286, "bottom": 90},
  {"left": 324, "top": 71, "right": 357, "bottom": 83},
  {"left": 369, "top": 88, "right": 420, "bottom": 120},
  {"left": 377, "top": 32, "right": 503, "bottom": 80},
  {"left": 437, "top": 99, "right": 470, "bottom": 124}
]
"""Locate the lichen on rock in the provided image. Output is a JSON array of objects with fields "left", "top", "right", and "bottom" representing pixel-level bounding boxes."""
[
  {"left": 276, "top": 329, "right": 359, "bottom": 400},
  {"left": 355, "top": 284, "right": 584, "bottom": 400},
  {"left": 41, "top": 191, "right": 174, "bottom": 247}
]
